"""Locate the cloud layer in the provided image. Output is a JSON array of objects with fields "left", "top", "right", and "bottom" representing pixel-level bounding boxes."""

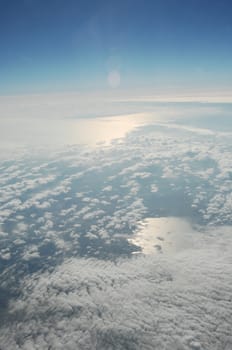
[
  {"left": 1, "top": 225, "right": 232, "bottom": 350},
  {"left": 0, "top": 116, "right": 231, "bottom": 349}
]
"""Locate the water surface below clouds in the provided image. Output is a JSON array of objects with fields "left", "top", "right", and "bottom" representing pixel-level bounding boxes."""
[
  {"left": 1, "top": 100, "right": 232, "bottom": 159},
  {"left": 0, "top": 113, "right": 149, "bottom": 157},
  {"left": 129, "top": 217, "right": 198, "bottom": 255}
]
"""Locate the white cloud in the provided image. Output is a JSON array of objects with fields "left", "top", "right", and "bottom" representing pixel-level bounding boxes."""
[
  {"left": 22, "top": 245, "right": 40, "bottom": 261},
  {"left": 0, "top": 226, "right": 231, "bottom": 349},
  {"left": 0, "top": 107, "right": 232, "bottom": 350}
]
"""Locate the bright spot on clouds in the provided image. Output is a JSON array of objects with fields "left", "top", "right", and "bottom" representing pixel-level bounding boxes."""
[{"left": 107, "top": 70, "right": 121, "bottom": 88}]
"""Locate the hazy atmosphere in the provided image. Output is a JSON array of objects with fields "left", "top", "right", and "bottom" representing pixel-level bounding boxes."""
[{"left": 0, "top": 1, "right": 232, "bottom": 349}]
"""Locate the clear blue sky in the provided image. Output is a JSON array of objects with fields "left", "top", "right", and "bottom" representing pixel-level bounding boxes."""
[{"left": 1, "top": 0, "right": 232, "bottom": 95}]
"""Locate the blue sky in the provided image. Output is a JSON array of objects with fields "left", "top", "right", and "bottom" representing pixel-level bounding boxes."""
[{"left": 1, "top": 0, "right": 232, "bottom": 95}]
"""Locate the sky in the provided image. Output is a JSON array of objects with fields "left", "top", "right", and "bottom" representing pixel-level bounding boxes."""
[{"left": 1, "top": 0, "right": 232, "bottom": 95}]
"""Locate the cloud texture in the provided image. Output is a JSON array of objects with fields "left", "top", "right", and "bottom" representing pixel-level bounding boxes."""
[{"left": 1, "top": 225, "right": 232, "bottom": 350}]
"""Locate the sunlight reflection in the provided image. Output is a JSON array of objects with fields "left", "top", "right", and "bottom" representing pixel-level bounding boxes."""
[
  {"left": 129, "top": 217, "right": 196, "bottom": 255},
  {"left": 107, "top": 70, "right": 121, "bottom": 88},
  {"left": 68, "top": 113, "right": 147, "bottom": 145},
  {"left": 0, "top": 113, "right": 150, "bottom": 156}
]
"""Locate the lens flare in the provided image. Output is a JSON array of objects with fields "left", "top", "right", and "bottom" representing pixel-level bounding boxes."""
[{"left": 107, "top": 70, "right": 121, "bottom": 88}]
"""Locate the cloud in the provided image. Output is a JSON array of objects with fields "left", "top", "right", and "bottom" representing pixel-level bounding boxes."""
[
  {"left": 0, "top": 109, "right": 232, "bottom": 349},
  {"left": 0, "top": 119, "right": 231, "bottom": 271},
  {"left": 0, "top": 226, "right": 232, "bottom": 350}
]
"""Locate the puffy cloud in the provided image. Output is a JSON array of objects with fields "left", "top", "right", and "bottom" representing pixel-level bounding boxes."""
[
  {"left": 22, "top": 245, "right": 40, "bottom": 261},
  {"left": 0, "top": 226, "right": 232, "bottom": 350},
  {"left": 0, "top": 111, "right": 232, "bottom": 349}
]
